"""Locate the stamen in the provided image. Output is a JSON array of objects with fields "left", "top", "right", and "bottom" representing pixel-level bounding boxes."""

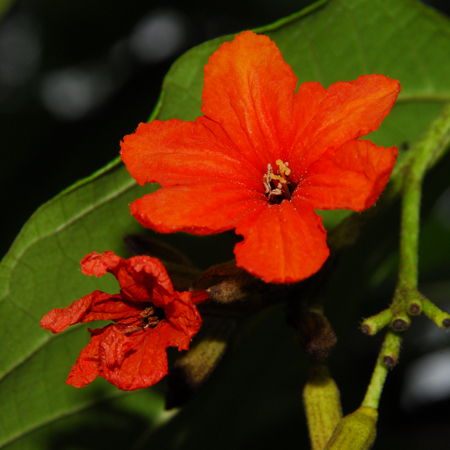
[
  {"left": 276, "top": 159, "right": 291, "bottom": 177},
  {"left": 263, "top": 160, "right": 293, "bottom": 203},
  {"left": 118, "top": 305, "right": 164, "bottom": 335}
]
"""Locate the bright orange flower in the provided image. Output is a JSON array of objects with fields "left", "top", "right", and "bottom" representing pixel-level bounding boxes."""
[
  {"left": 40, "top": 251, "right": 205, "bottom": 391},
  {"left": 121, "top": 31, "right": 400, "bottom": 283}
]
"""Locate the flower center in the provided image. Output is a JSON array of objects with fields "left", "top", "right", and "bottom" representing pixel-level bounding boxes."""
[
  {"left": 263, "top": 160, "right": 294, "bottom": 204},
  {"left": 120, "top": 305, "right": 166, "bottom": 335}
]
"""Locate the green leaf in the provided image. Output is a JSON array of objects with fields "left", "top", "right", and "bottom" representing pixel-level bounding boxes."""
[{"left": 2, "top": 0, "right": 450, "bottom": 448}]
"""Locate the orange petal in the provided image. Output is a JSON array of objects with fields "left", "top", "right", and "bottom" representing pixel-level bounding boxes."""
[
  {"left": 291, "top": 74, "right": 401, "bottom": 175},
  {"left": 297, "top": 140, "right": 398, "bottom": 211},
  {"left": 130, "top": 181, "right": 268, "bottom": 235},
  {"left": 40, "top": 290, "right": 130, "bottom": 333},
  {"left": 121, "top": 116, "right": 262, "bottom": 191},
  {"left": 288, "top": 82, "right": 327, "bottom": 180},
  {"left": 117, "top": 255, "right": 175, "bottom": 301},
  {"left": 81, "top": 252, "right": 175, "bottom": 301},
  {"left": 234, "top": 200, "right": 329, "bottom": 283},
  {"left": 99, "top": 325, "right": 170, "bottom": 390},
  {"left": 164, "top": 291, "right": 202, "bottom": 350},
  {"left": 202, "top": 31, "right": 297, "bottom": 171},
  {"left": 67, "top": 328, "right": 103, "bottom": 388},
  {"left": 81, "top": 251, "right": 123, "bottom": 277}
]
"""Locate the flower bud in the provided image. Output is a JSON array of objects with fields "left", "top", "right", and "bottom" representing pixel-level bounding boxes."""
[
  {"left": 192, "top": 261, "right": 288, "bottom": 318},
  {"left": 360, "top": 308, "right": 392, "bottom": 336},
  {"left": 194, "top": 260, "right": 268, "bottom": 303},
  {"left": 324, "top": 406, "right": 378, "bottom": 450},
  {"left": 422, "top": 297, "right": 450, "bottom": 329},
  {"left": 303, "top": 363, "right": 342, "bottom": 450},
  {"left": 291, "top": 311, "right": 337, "bottom": 359},
  {"left": 166, "top": 317, "right": 236, "bottom": 408}
]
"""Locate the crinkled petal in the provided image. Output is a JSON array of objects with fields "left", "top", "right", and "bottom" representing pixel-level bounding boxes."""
[
  {"left": 163, "top": 291, "right": 202, "bottom": 350},
  {"left": 67, "top": 327, "right": 104, "bottom": 388},
  {"left": 120, "top": 116, "right": 261, "bottom": 191},
  {"left": 116, "top": 255, "right": 175, "bottom": 302},
  {"left": 202, "top": 30, "right": 297, "bottom": 171},
  {"left": 98, "top": 326, "right": 138, "bottom": 369},
  {"left": 81, "top": 251, "right": 123, "bottom": 277},
  {"left": 40, "top": 290, "right": 134, "bottom": 333},
  {"left": 234, "top": 200, "right": 329, "bottom": 283},
  {"left": 66, "top": 310, "right": 201, "bottom": 390},
  {"left": 81, "top": 251, "right": 175, "bottom": 302},
  {"left": 130, "top": 181, "right": 268, "bottom": 235},
  {"left": 290, "top": 74, "right": 401, "bottom": 175},
  {"left": 66, "top": 325, "right": 169, "bottom": 391},
  {"left": 99, "top": 325, "right": 170, "bottom": 391},
  {"left": 297, "top": 140, "right": 398, "bottom": 211}
]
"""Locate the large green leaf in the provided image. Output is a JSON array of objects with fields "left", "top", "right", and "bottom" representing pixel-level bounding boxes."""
[{"left": 1, "top": 0, "right": 450, "bottom": 448}]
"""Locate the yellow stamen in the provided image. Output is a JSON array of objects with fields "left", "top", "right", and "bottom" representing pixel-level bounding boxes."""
[
  {"left": 263, "top": 160, "right": 293, "bottom": 202},
  {"left": 270, "top": 173, "right": 287, "bottom": 184},
  {"left": 276, "top": 159, "right": 291, "bottom": 177}
]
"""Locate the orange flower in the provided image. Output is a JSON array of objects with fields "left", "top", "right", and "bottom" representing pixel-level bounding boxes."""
[
  {"left": 40, "top": 251, "right": 205, "bottom": 391},
  {"left": 121, "top": 31, "right": 400, "bottom": 283}
]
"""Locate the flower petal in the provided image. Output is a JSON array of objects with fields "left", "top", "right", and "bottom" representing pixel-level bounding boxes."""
[
  {"left": 117, "top": 255, "right": 175, "bottom": 302},
  {"left": 163, "top": 291, "right": 202, "bottom": 350},
  {"left": 234, "top": 200, "right": 329, "bottom": 283},
  {"left": 40, "top": 290, "right": 134, "bottom": 333},
  {"left": 288, "top": 82, "right": 327, "bottom": 180},
  {"left": 202, "top": 31, "right": 297, "bottom": 171},
  {"left": 67, "top": 325, "right": 169, "bottom": 391},
  {"left": 67, "top": 327, "right": 103, "bottom": 388},
  {"left": 126, "top": 255, "right": 173, "bottom": 298},
  {"left": 130, "top": 181, "right": 267, "bottom": 235},
  {"left": 290, "top": 74, "right": 401, "bottom": 175},
  {"left": 297, "top": 140, "right": 398, "bottom": 211},
  {"left": 81, "top": 251, "right": 123, "bottom": 277},
  {"left": 81, "top": 251, "right": 175, "bottom": 301},
  {"left": 120, "top": 116, "right": 261, "bottom": 191},
  {"left": 100, "top": 325, "right": 170, "bottom": 390}
]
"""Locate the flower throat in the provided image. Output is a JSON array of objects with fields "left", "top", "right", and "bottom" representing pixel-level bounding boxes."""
[{"left": 263, "top": 160, "right": 296, "bottom": 204}]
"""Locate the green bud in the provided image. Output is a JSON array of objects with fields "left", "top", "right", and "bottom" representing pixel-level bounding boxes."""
[
  {"left": 324, "top": 406, "right": 378, "bottom": 450},
  {"left": 303, "top": 363, "right": 342, "bottom": 450},
  {"left": 166, "top": 317, "right": 236, "bottom": 408},
  {"left": 391, "top": 314, "right": 411, "bottom": 332},
  {"left": 422, "top": 297, "right": 450, "bottom": 329},
  {"left": 361, "top": 309, "right": 392, "bottom": 336}
]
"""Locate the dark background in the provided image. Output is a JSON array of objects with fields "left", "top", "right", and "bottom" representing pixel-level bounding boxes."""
[{"left": 1, "top": 0, "right": 450, "bottom": 449}]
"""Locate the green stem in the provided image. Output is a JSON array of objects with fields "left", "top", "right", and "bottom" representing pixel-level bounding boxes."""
[
  {"left": 362, "top": 330, "right": 401, "bottom": 410},
  {"left": 362, "top": 104, "right": 450, "bottom": 411},
  {"left": 398, "top": 103, "right": 450, "bottom": 292}
]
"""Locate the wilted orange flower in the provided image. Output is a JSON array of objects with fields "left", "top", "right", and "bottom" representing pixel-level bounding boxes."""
[
  {"left": 121, "top": 31, "right": 400, "bottom": 283},
  {"left": 40, "top": 251, "right": 205, "bottom": 391}
]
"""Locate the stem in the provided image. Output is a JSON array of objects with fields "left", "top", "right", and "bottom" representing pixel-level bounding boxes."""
[
  {"left": 361, "top": 308, "right": 393, "bottom": 336},
  {"left": 362, "top": 330, "right": 401, "bottom": 410},
  {"left": 361, "top": 104, "right": 450, "bottom": 412},
  {"left": 398, "top": 103, "right": 450, "bottom": 291}
]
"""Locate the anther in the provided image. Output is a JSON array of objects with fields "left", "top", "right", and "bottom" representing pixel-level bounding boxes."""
[{"left": 263, "top": 160, "right": 294, "bottom": 203}]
